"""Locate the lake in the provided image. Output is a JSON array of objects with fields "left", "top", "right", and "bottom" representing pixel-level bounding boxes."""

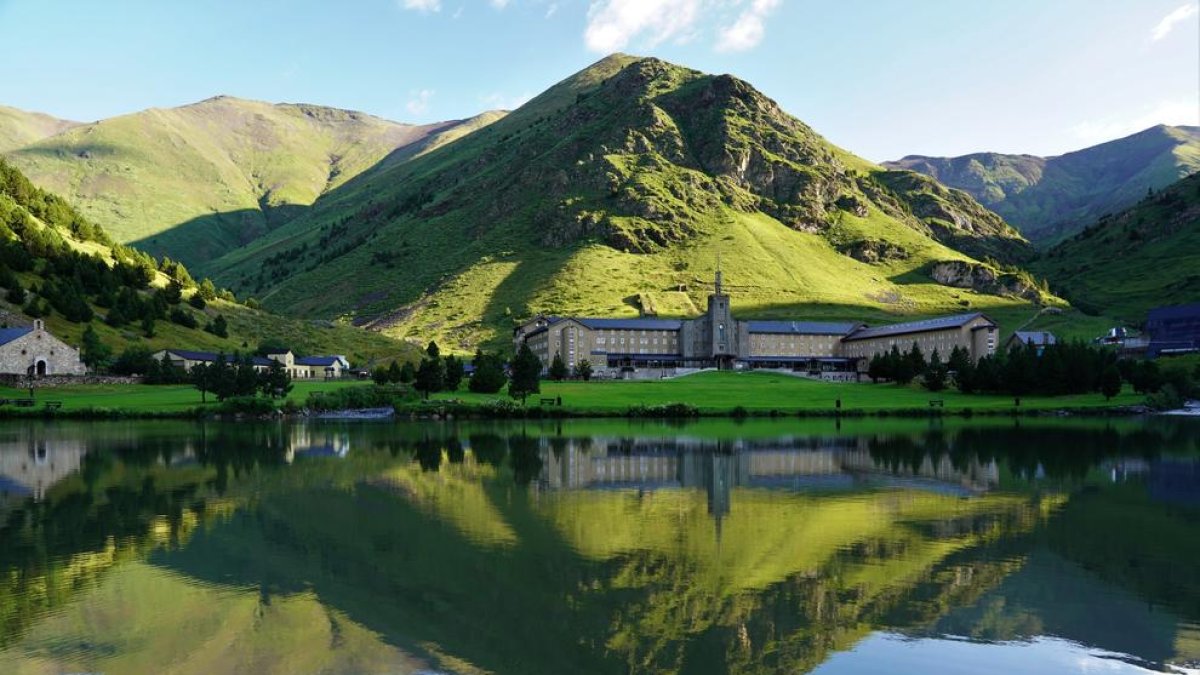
[{"left": 0, "top": 417, "right": 1198, "bottom": 674}]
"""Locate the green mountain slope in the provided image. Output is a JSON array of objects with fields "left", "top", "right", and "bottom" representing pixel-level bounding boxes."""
[
  {"left": 1035, "top": 171, "right": 1200, "bottom": 321},
  {"left": 0, "top": 105, "right": 79, "bottom": 153},
  {"left": 0, "top": 158, "right": 412, "bottom": 365},
  {"left": 3, "top": 97, "right": 503, "bottom": 268},
  {"left": 888, "top": 125, "right": 1200, "bottom": 245},
  {"left": 205, "top": 55, "right": 1047, "bottom": 351}
]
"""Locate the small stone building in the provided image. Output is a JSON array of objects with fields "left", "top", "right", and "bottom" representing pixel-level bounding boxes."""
[{"left": 0, "top": 320, "right": 87, "bottom": 377}]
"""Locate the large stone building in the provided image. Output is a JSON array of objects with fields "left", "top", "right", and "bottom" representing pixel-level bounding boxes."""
[
  {"left": 0, "top": 320, "right": 87, "bottom": 377},
  {"left": 515, "top": 271, "right": 998, "bottom": 379}
]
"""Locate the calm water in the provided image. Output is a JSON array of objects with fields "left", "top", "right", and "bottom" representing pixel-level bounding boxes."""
[{"left": 1, "top": 418, "right": 1199, "bottom": 674}]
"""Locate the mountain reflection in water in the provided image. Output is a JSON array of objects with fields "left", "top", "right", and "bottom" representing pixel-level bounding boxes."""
[{"left": 0, "top": 418, "right": 1197, "bottom": 674}]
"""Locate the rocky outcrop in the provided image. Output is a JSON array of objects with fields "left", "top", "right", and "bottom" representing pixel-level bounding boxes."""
[
  {"left": 928, "top": 261, "right": 1041, "bottom": 301},
  {"left": 837, "top": 239, "right": 909, "bottom": 264}
]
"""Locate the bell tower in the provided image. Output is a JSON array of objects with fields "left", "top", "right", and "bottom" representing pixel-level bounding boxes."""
[{"left": 706, "top": 257, "right": 736, "bottom": 366}]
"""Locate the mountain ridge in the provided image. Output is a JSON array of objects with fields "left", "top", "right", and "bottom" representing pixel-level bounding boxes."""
[
  {"left": 1, "top": 96, "right": 505, "bottom": 268},
  {"left": 886, "top": 124, "right": 1200, "bottom": 245}
]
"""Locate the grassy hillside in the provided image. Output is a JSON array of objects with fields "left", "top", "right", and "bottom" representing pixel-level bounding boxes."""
[
  {"left": 3, "top": 97, "right": 502, "bottom": 267},
  {"left": 205, "top": 54, "right": 1050, "bottom": 352},
  {"left": 0, "top": 105, "right": 79, "bottom": 153},
  {"left": 1035, "top": 172, "right": 1200, "bottom": 322},
  {"left": 0, "top": 157, "right": 414, "bottom": 366},
  {"left": 888, "top": 125, "right": 1200, "bottom": 246}
]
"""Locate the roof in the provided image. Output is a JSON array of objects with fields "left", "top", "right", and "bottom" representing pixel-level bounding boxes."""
[
  {"left": 1012, "top": 331, "right": 1057, "bottom": 346},
  {"left": 1147, "top": 303, "right": 1200, "bottom": 323},
  {"left": 167, "top": 350, "right": 272, "bottom": 366},
  {"left": 577, "top": 318, "right": 683, "bottom": 331},
  {"left": 746, "top": 321, "right": 860, "bottom": 336},
  {"left": 0, "top": 327, "right": 33, "bottom": 347},
  {"left": 842, "top": 313, "right": 993, "bottom": 342},
  {"left": 296, "top": 356, "right": 341, "bottom": 367}
]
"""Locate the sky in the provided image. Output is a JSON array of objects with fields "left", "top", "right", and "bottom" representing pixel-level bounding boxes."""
[{"left": 0, "top": 0, "right": 1196, "bottom": 161}]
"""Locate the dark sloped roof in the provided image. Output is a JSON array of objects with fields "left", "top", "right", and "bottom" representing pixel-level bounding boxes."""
[
  {"left": 842, "top": 313, "right": 992, "bottom": 342},
  {"left": 746, "top": 321, "right": 860, "bottom": 336},
  {"left": 577, "top": 318, "right": 683, "bottom": 331},
  {"left": 296, "top": 356, "right": 341, "bottom": 367},
  {"left": 1147, "top": 303, "right": 1200, "bottom": 322},
  {"left": 1012, "top": 331, "right": 1057, "bottom": 345},
  {"left": 0, "top": 327, "right": 33, "bottom": 346}
]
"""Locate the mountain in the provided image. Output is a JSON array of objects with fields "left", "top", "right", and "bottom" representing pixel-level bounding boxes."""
[
  {"left": 2, "top": 97, "right": 504, "bottom": 268},
  {"left": 204, "top": 55, "right": 1049, "bottom": 351},
  {"left": 1035, "top": 171, "right": 1200, "bottom": 321},
  {"left": 0, "top": 105, "right": 79, "bottom": 152},
  {"left": 887, "top": 125, "right": 1200, "bottom": 245},
  {"left": 0, "top": 157, "right": 412, "bottom": 364}
]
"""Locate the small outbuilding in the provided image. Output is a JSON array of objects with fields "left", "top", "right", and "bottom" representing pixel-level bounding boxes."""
[{"left": 1007, "top": 331, "right": 1058, "bottom": 355}]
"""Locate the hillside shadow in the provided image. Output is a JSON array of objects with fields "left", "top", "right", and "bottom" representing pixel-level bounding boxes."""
[{"left": 129, "top": 204, "right": 309, "bottom": 271}]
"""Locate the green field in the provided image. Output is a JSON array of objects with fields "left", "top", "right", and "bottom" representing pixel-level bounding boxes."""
[
  {"left": 0, "top": 379, "right": 366, "bottom": 414},
  {"left": 433, "top": 371, "right": 1139, "bottom": 414}
]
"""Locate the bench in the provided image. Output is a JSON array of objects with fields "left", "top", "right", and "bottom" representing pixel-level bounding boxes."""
[
  {"left": 43, "top": 401, "right": 63, "bottom": 411},
  {"left": 538, "top": 397, "right": 561, "bottom": 406},
  {"left": 13, "top": 399, "right": 36, "bottom": 408},
  {"left": 928, "top": 400, "right": 944, "bottom": 408}
]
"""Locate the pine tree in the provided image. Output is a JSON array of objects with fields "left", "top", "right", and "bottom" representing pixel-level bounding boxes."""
[
  {"left": 80, "top": 324, "right": 111, "bottom": 370},
  {"left": 259, "top": 360, "right": 293, "bottom": 399},
  {"left": 1101, "top": 365, "right": 1122, "bottom": 401},
  {"left": 443, "top": 354, "right": 465, "bottom": 391},
  {"left": 399, "top": 361, "right": 416, "bottom": 383},
  {"left": 414, "top": 355, "right": 445, "bottom": 399},
  {"left": 509, "top": 344, "right": 542, "bottom": 403},
  {"left": 549, "top": 353, "right": 569, "bottom": 381},
  {"left": 923, "top": 349, "right": 947, "bottom": 392},
  {"left": 576, "top": 359, "right": 594, "bottom": 381}
]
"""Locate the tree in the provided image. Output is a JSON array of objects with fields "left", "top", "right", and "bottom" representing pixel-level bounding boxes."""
[
  {"left": 443, "top": 354, "right": 465, "bottom": 391},
  {"left": 576, "top": 359, "right": 594, "bottom": 382},
  {"left": 509, "top": 344, "right": 542, "bottom": 404},
  {"left": 191, "top": 362, "right": 213, "bottom": 403},
  {"left": 904, "top": 343, "right": 926, "bottom": 384},
  {"left": 371, "top": 365, "right": 391, "bottom": 385},
  {"left": 549, "top": 353, "right": 569, "bottom": 381},
  {"left": 164, "top": 280, "right": 183, "bottom": 305},
  {"left": 949, "top": 345, "right": 976, "bottom": 393},
  {"left": 1100, "top": 365, "right": 1122, "bottom": 401},
  {"left": 189, "top": 293, "right": 207, "bottom": 310},
  {"left": 399, "top": 361, "right": 416, "bottom": 383},
  {"left": 169, "top": 307, "right": 198, "bottom": 328},
  {"left": 414, "top": 355, "right": 445, "bottom": 399},
  {"left": 110, "top": 346, "right": 156, "bottom": 376},
  {"left": 80, "top": 324, "right": 111, "bottom": 370},
  {"left": 867, "top": 353, "right": 887, "bottom": 383},
  {"left": 923, "top": 349, "right": 947, "bottom": 392},
  {"left": 6, "top": 279, "right": 25, "bottom": 305},
  {"left": 197, "top": 278, "right": 218, "bottom": 301},
  {"left": 205, "top": 314, "right": 228, "bottom": 338},
  {"left": 259, "top": 359, "right": 293, "bottom": 399},
  {"left": 386, "top": 360, "right": 403, "bottom": 384},
  {"left": 426, "top": 341, "right": 440, "bottom": 360},
  {"left": 469, "top": 349, "right": 507, "bottom": 394},
  {"left": 141, "top": 314, "right": 156, "bottom": 338}
]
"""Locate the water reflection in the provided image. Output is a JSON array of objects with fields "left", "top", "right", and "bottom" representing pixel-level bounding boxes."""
[{"left": 0, "top": 418, "right": 1196, "bottom": 674}]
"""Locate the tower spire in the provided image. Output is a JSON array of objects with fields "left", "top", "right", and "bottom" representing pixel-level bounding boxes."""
[{"left": 715, "top": 253, "right": 723, "bottom": 296}]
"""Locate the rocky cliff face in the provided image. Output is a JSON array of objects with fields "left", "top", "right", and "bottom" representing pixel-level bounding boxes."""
[{"left": 929, "top": 261, "right": 1041, "bottom": 301}]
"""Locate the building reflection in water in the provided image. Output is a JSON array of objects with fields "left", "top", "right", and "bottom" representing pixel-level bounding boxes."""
[
  {"left": 536, "top": 435, "right": 1003, "bottom": 525},
  {"left": 0, "top": 429, "right": 88, "bottom": 507}
]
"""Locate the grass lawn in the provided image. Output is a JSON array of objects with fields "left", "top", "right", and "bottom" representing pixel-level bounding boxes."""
[
  {"left": 434, "top": 371, "right": 1143, "bottom": 414},
  {"left": 0, "top": 379, "right": 368, "bottom": 414}
]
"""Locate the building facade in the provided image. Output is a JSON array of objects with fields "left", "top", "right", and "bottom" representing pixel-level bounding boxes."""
[
  {"left": 0, "top": 320, "right": 87, "bottom": 376},
  {"left": 515, "top": 272, "right": 998, "bottom": 378},
  {"left": 1145, "top": 303, "right": 1200, "bottom": 358},
  {"left": 153, "top": 349, "right": 351, "bottom": 378}
]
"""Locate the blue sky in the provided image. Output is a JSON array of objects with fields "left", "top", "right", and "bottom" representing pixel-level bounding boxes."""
[{"left": 0, "top": 0, "right": 1196, "bottom": 161}]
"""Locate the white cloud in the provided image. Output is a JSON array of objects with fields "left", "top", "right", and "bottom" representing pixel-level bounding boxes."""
[
  {"left": 490, "top": 0, "right": 511, "bottom": 8},
  {"left": 716, "top": 0, "right": 781, "bottom": 52},
  {"left": 1151, "top": 2, "right": 1198, "bottom": 41},
  {"left": 480, "top": 91, "right": 534, "bottom": 110},
  {"left": 406, "top": 89, "right": 435, "bottom": 116},
  {"left": 545, "top": 2, "right": 559, "bottom": 18},
  {"left": 584, "top": 0, "right": 703, "bottom": 53},
  {"left": 1070, "top": 98, "right": 1200, "bottom": 144},
  {"left": 400, "top": 0, "right": 441, "bottom": 12}
]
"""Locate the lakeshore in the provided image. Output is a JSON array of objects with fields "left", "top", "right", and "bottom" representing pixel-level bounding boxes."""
[{"left": 0, "top": 371, "right": 1144, "bottom": 419}]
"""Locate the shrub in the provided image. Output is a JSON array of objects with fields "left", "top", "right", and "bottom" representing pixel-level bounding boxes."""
[{"left": 305, "top": 384, "right": 416, "bottom": 411}]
